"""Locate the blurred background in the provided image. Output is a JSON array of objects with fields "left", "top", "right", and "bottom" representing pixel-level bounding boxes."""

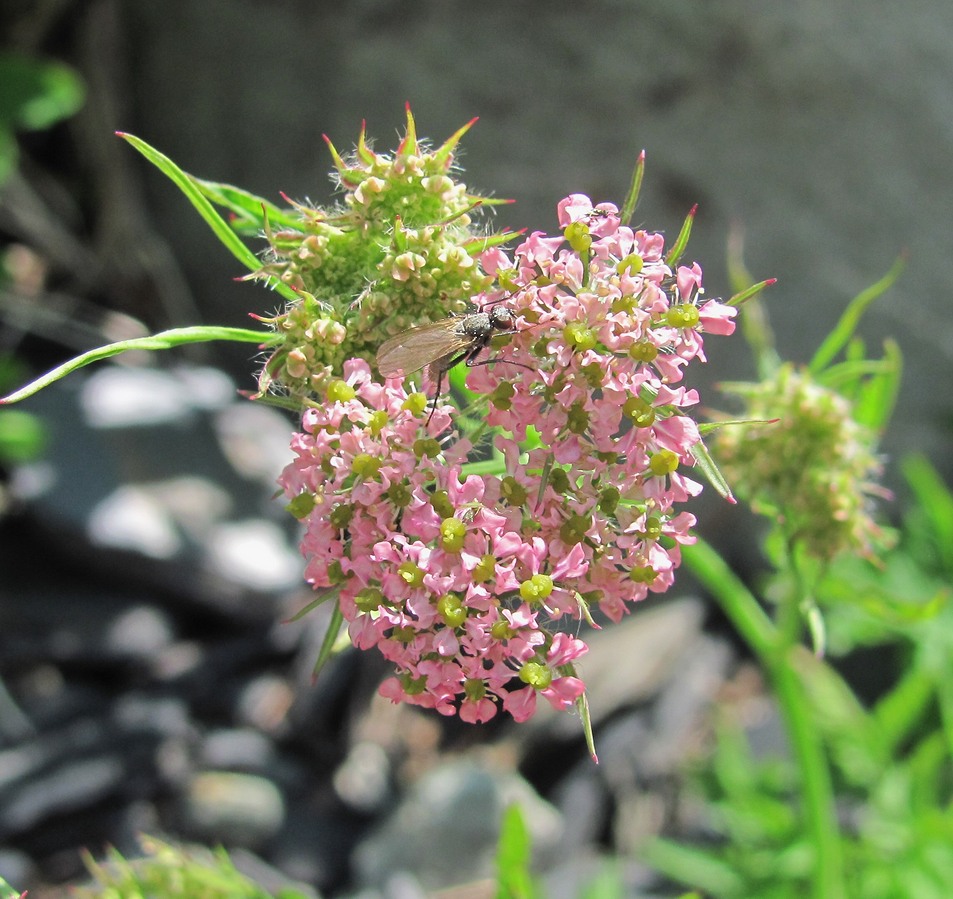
[{"left": 1, "top": 1, "right": 950, "bottom": 896}]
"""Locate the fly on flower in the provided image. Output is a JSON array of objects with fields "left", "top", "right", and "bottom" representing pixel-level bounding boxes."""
[{"left": 376, "top": 305, "right": 517, "bottom": 421}]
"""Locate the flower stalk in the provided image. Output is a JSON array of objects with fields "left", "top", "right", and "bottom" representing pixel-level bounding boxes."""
[{"left": 683, "top": 537, "right": 847, "bottom": 899}]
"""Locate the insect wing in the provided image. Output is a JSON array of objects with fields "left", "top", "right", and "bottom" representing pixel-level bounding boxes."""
[{"left": 376, "top": 319, "right": 471, "bottom": 378}]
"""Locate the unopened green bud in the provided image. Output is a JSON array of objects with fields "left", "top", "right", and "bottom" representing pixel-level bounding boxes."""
[
  {"left": 440, "top": 518, "right": 467, "bottom": 552},
  {"left": 519, "top": 661, "right": 552, "bottom": 689},
  {"left": 355, "top": 587, "right": 384, "bottom": 612},
  {"left": 403, "top": 393, "right": 429, "bottom": 415},
  {"left": 649, "top": 450, "right": 679, "bottom": 477},
  {"left": 628, "top": 339, "right": 659, "bottom": 363},
  {"left": 473, "top": 554, "right": 497, "bottom": 584},
  {"left": 437, "top": 593, "right": 467, "bottom": 627},
  {"left": 598, "top": 486, "right": 621, "bottom": 514},
  {"left": 623, "top": 396, "right": 656, "bottom": 428},
  {"left": 500, "top": 476, "right": 528, "bottom": 506},
  {"left": 666, "top": 303, "right": 700, "bottom": 329},
  {"left": 327, "top": 379, "right": 356, "bottom": 402},
  {"left": 430, "top": 489, "right": 454, "bottom": 519},
  {"left": 548, "top": 468, "right": 571, "bottom": 495},
  {"left": 563, "top": 322, "right": 598, "bottom": 352},
  {"left": 568, "top": 401, "right": 589, "bottom": 435},
  {"left": 414, "top": 437, "right": 441, "bottom": 459},
  {"left": 352, "top": 453, "right": 383, "bottom": 478},
  {"left": 560, "top": 513, "right": 591, "bottom": 546},
  {"left": 564, "top": 220, "right": 592, "bottom": 254},
  {"left": 398, "top": 561, "right": 424, "bottom": 587},
  {"left": 629, "top": 565, "right": 658, "bottom": 584},
  {"left": 617, "top": 253, "right": 643, "bottom": 275},
  {"left": 519, "top": 574, "right": 553, "bottom": 603},
  {"left": 286, "top": 492, "right": 316, "bottom": 519},
  {"left": 642, "top": 516, "right": 663, "bottom": 541},
  {"left": 329, "top": 503, "right": 354, "bottom": 529},
  {"left": 368, "top": 410, "right": 389, "bottom": 436},
  {"left": 385, "top": 482, "right": 412, "bottom": 508}
]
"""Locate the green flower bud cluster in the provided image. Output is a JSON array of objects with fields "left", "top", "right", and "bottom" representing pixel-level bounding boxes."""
[
  {"left": 714, "top": 364, "right": 891, "bottom": 561},
  {"left": 255, "top": 108, "right": 509, "bottom": 400}
]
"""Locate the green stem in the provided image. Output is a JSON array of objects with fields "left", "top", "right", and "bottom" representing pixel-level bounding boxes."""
[{"left": 682, "top": 538, "right": 846, "bottom": 899}]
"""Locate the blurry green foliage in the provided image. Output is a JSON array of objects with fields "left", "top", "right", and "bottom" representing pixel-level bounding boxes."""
[{"left": 0, "top": 52, "right": 85, "bottom": 185}]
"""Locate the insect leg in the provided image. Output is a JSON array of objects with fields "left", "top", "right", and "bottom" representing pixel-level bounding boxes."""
[{"left": 426, "top": 366, "right": 445, "bottom": 425}]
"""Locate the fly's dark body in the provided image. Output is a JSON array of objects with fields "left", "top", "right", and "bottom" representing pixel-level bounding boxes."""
[{"left": 376, "top": 305, "right": 516, "bottom": 421}]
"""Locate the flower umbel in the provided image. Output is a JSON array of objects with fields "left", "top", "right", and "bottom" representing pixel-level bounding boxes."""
[
  {"left": 280, "top": 187, "right": 737, "bottom": 723},
  {"left": 713, "top": 363, "right": 891, "bottom": 561},
  {"left": 255, "top": 107, "right": 511, "bottom": 399}
]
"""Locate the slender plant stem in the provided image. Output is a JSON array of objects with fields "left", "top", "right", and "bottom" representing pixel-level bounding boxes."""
[{"left": 682, "top": 538, "right": 847, "bottom": 899}]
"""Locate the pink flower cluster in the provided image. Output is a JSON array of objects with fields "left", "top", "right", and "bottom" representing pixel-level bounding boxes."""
[{"left": 279, "top": 194, "right": 736, "bottom": 723}]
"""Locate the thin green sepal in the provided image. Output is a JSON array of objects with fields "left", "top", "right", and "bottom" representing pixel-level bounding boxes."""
[
  {"left": 664, "top": 204, "right": 697, "bottom": 268},
  {"left": 619, "top": 149, "right": 645, "bottom": 226},
  {"left": 690, "top": 435, "right": 736, "bottom": 503},
  {"left": 726, "top": 277, "right": 777, "bottom": 308},
  {"left": 312, "top": 596, "right": 346, "bottom": 681}
]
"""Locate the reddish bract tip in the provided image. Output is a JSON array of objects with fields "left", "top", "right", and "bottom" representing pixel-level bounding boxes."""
[{"left": 114, "top": 130, "right": 127, "bottom": 138}]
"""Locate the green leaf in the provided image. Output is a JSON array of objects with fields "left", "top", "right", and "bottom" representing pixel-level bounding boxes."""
[
  {"left": 77, "top": 835, "right": 300, "bottom": 898},
  {"left": 118, "top": 132, "right": 299, "bottom": 302},
  {"left": 789, "top": 648, "right": 885, "bottom": 785},
  {"left": 192, "top": 177, "right": 301, "bottom": 234},
  {"left": 578, "top": 861, "right": 626, "bottom": 899},
  {"left": 0, "top": 127, "right": 17, "bottom": 187},
  {"left": 0, "top": 409, "right": 45, "bottom": 462},
  {"left": 808, "top": 255, "right": 905, "bottom": 374},
  {"left": 872, "top": 667, "right": 936, "bottom": 758},
  {"left": 495, "top": 804, "right": 540, "bottom": 899},
  {"left": 816, "top": 339, "right": 902, "bottom": 433},
  {"left": 0, "top": 872, "right": 25, "bottom": 898},
  {"left": 852, "top": 338, "right": 902, "bottom": 432},
  {"left": 681, "top": 538, "right": 777, "bottom": 659},
  {"left": 0, "top": 53, "right": 85, "bottom": 131},
  {"left": 638, "top": 837, "right": 745, "bottom": 896},
  {"left": 902, "top": 454, "right": 953, "bottom": 577},
  {"left": 0, "top": 325, "right": 279, "bottom": 404}
]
